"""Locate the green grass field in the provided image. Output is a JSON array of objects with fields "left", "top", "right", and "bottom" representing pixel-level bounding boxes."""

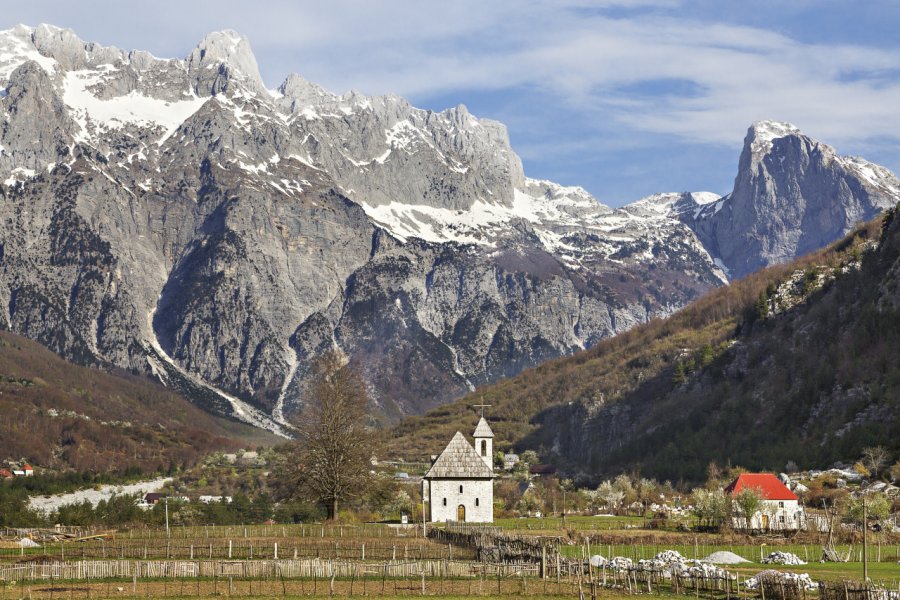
[
  {"left": 560, "top": 542, "right": 900, "bottom": 563},
  {"left": 4, "top": 519, "right": 899, "bottom": 598},
  {"left": 732, "top": 560, "right": 900, "bottom": 584},
  {"left": 493, "top": 514, "right": 650, "bottom": 532},
  {"left": 559, "top": 541, "right": 900, "bottom": 588}
]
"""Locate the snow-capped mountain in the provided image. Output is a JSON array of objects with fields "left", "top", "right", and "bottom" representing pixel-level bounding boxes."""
[
  {"left": 0, "top": 25, "right": 896, "bottom": 432},
  {"left": 684, "top": 120, "right": 900, "bottom": 279}
]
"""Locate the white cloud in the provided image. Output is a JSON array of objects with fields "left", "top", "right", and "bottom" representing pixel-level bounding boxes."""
[{"left": 136, "top": 1, "right": 892, "bottom": 155}]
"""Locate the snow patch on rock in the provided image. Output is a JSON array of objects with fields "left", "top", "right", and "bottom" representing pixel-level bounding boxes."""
[
  {"left": 62, "top": 68, "right": 206, "bottom": 143},
  {"left": 750, "top": 120, "right": 801, "bottom": 155}
]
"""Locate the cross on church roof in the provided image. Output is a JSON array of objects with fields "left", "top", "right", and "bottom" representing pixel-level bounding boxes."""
[{"left": 472, "top": 403, "right": 491, "bottom": 417}]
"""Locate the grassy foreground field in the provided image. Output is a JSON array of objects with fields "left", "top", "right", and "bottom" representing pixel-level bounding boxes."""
[
  {"left": 731, "top": 561, "right": 900, "bottom": 585},
  {"left": 560, "top": 541, "right": 900, "bottom": 564},
  {"left": 493, "top": 515, "right": 647, "bottom": 532},
  {"left": 3, "top": 521, "right": 899, "bottom": 600}
]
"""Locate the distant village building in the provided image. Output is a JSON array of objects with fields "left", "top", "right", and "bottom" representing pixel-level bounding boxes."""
[
  {"left": 239, "top": 451, "right": 260, "bottom": 465},
  {"left": 726, "top": 473, "right": 805, "bottom": 531},
  {"left": 143, "top": 493, "right": 168, "bottom": 506},
  {"left": 422, "top": 417, "right": 494, "bottom": 523},
  {"left": 9, "top": 464, "right": 33, "bottom": 477},
  {"left": 199, "top": 495, "right": 233, "bottom": 504},
  {"left": 503, "top": 453, "right": 520, "bottom": 470},
  {"left": 0, "top": 468, "right": 12, "bottom": 479},
  {"left": 529, "top": 464, "right": 557, "bottom": 478},
  {"left": 142, "top": 493, "right": 189, "bottom": 505}
]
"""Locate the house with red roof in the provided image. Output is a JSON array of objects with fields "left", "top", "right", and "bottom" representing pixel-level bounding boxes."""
[
  {"left": 725, "top": 473, "right": 805, "bottom": 531},
  {"left": 9, "top": 463, "right": 34, "bottom": 477}
]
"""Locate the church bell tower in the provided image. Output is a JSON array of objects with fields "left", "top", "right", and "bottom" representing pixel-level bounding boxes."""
[{"left": 473, "top": 416, "right": 494, "bottom": 471}]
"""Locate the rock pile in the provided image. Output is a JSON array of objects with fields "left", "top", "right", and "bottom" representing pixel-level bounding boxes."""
[
  {"left": 592, "top": 550, "right": 733, "bottom": 580},
  {"left": 761, "top": 551, "right": 807, "bottom": 565},
  {"left": 745, "top": 570, "right": 816, "bottom": 590},
  {"left": 591, "top": 556, "right": 634, "bottom": 570},
  {"left": 683, "top": 561, "right": 732, "bottom": 579},
  {"left": 704, "top": 550, "right": 750, "bottom": 564}
]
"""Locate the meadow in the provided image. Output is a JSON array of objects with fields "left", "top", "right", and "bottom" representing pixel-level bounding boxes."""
[{"left": 1, "top": 520, "right": 898, "bottom": 600}]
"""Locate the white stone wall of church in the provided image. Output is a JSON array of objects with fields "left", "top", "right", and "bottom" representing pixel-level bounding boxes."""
[{"left": 429, "top": 479, "right": 493, "bottom": 523}]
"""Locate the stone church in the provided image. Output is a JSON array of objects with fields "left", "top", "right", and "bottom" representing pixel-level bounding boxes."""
[{"left": 422, "top": 417, "right": 494, "bottom": 523}]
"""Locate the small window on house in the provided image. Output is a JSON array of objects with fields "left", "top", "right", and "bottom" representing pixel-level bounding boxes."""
[
  {"left": 481, "top": 440, "right": 487, "bottom": 456},
  {"left": 779, "top": 515, "right": 785, "bottom": 523},
  {"left": 778, "top": 501, "right": 784, "bottom": 508},
  {"left": 459, "top": 485, "right": 463, "bottom": 494},
  {"left": 442, "top": 498, "right": 447, "bottom": 506},
  {"left": 475, "top": 498, "right": 480, "bottom": 507}
]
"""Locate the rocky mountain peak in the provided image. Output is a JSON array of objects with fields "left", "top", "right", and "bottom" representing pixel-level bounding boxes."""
[
  {"left": 5, "top": 59, "right": 53, "bottom": 100},
  {"left": 747, "top": 120, "right": 802, "bottom": 155},
  {"left": 1, "top": 59, "right": 74, "bottom": 175},
  {"left": 277, "top": 73, "right": 335, "bottom": 112},
  {"left": 8, "top": 24, "right": 129, "bottom": 73},
  {"left": 684, "top": 121, "right": 900, "bottom": 279},
  {"left": 187, "top": 30, "right": 266, "bottom": 96},
  {"left": 0, "top": 25, "right": 58, "bottom": 80},
  {"left": 30, "top": 24, "right": 86, "bottom": 68}
]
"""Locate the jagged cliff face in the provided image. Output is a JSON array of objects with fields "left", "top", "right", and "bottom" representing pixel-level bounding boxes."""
[
  {"left": 276, "top": 75, "right": 525, "bottom": 213},
  {"left": 683, "top": 121, "right": 900, "bottom": 279},
  {"left": 0, "top": 25, "right": 896, "bottom": 434},
  {"left": 0, "top": 25, "right": 725, "bottom": 431}
]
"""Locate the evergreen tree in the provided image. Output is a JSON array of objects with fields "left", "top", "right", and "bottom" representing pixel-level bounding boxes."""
[
  {"left": 673, "top": 361, "right": 687, "bottom": 384},
  {"left": 755, "top": 292, "right": 768, "bottom": 321},
  {"left": 699, "top": 344, "right": 714, "bottom": 367}
]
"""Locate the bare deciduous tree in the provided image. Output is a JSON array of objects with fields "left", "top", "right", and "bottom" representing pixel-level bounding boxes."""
[
  {"left": 862, "top": 446, "right": 889, "bottom": 479},
  {"left": 281, "top": 351, "right": 377, "bottom": 520},
  {"left": 705, "top": 461, "right": 723, "bottom": 490},
  {"left": 890, "top": 460, "right": 900, "bottom": 484}
]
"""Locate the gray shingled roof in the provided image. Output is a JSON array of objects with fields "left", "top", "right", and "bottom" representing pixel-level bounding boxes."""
[
  {"left": 473, "top": 417, "right": 494, "bottom": 438},
  {"left": 424, "top": 432, "right": 494, "bottom": 479}
]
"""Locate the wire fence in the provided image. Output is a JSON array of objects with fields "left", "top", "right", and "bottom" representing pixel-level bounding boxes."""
[
  {"left": 0, "top": 573, "right": 585, "bottom": 599},
  {"left": 0, "top": 538, "right": 473, "bottom": 562},
  {"left": 0, "top": 557, "right": 743, "bottom": 599},
  {"left": 0, "top": 558, "right": 539, "bottom": 582}
]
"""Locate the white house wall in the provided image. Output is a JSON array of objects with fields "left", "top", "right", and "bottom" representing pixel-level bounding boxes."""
[
  {"left": 428, "top": 479, "right": 493, "bottom": 523},
  {"left": 733, "top": 499, "right": 804, "bottom": 530}
]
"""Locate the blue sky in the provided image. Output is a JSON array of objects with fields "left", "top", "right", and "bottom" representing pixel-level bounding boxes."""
[{"left": 5, "top": 1, "right": 900, "bottom": 206}]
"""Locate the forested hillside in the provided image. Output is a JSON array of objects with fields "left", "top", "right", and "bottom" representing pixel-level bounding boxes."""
[
  {"left": 390, "top": 208, "right": 900, "bottom": 482},
  {"left": 0, "top": 332, "right": 275, "bottom": 473}
]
